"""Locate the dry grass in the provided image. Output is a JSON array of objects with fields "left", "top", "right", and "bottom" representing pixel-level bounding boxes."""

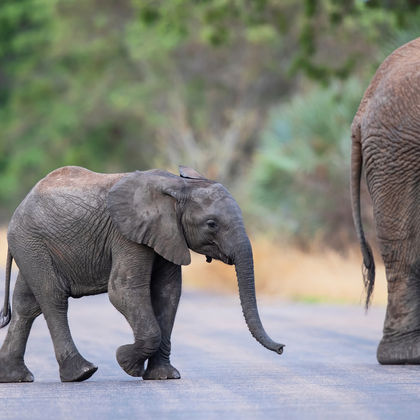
[
  {"left": 183, "top": 237, "right": 388, "bottom": 306},
  {"left": 0, "top": 228, "right": 387, "bottom": 305}
]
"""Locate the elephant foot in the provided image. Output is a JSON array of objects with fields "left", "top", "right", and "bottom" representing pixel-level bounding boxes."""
[
  {"left": 0, "top": 356, "right": 34, "bottom": 383},
  {"left": 59, "top": 353, "right": 98, "bottom": 382},
  {"left": 377, "top": 334, "right": 420, "bottom": 364},
  {"left": 116, "top": 344, "right": 146, "bottom": 377},
  {"left": 143, "top": 362, "right": 181, "bottom": 380}
]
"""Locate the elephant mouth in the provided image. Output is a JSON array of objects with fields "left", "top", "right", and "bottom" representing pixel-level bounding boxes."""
[
  {"left": 221, "top": 255, "right": 234, "bottom": 265},
  {"left": 205, "top": 255, "right": 233, "bottom": 265}
]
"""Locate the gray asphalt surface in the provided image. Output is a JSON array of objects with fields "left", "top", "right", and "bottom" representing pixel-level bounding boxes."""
[{"left": 0, "top": 275, "right": 420, "bottom": 420}]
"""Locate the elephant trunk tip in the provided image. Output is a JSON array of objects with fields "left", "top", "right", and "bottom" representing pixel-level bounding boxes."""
[
  {"left": 275, "top": 343, "right": 285, "bottom": 355},
  {"left": 262, "top": 339, "right": 285, "bottom": 355}
]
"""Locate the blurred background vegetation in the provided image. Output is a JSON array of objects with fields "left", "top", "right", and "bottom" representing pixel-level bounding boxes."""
[{"left": 1, "top": 0, "right": 419, "bottom": 250}]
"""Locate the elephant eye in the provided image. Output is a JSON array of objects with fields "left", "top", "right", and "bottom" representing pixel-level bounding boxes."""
[{"left": 206, "top": 219, "right": 218, "bottom": 230}]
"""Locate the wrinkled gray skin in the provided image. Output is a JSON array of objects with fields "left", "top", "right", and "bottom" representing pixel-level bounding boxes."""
[
  {"left": 351, "top": 37, "right": 420, "bottom": 364},
  {"left": 0, "top": 165, "right": 283, "bottom": 382}
]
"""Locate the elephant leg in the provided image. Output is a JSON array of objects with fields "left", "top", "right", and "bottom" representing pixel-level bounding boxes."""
[
  {"left": 38, "top": 292, "right": 98, "bottom": 382},
  {"left": 372, "top": 189, "right": 420, "bottom": 364},
  {"left": 108, "top": 246, "right": 161, "bottom": 377},
  {"left": 28, "top": 259, "right": 97, "bottom": 382},
  {"left": 143, "top": 257, "right": 181, "bottom": 380},
  {"left": 376, "top": 238, "right": 420, "bottom": 364},
  {"left": 0, "top": 274, "right": 41, "bottom": 382}
]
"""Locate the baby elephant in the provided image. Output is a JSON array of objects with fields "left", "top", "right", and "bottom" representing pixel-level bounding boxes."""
[{"left": 0, "top": 166, "right": 283, "bottom": 382}]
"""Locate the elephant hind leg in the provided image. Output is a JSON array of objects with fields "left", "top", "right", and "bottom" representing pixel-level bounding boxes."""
[
  {"left": 0, "top": 273, "right": 41, "bottom": 382},
  {"left": 38, "top": 294, "right": 97, "bottom": 382},
  {"left": 375, "top": 228, "right": 420, "bottom": 364},
  {"left": 365, "top": 146, "right": 420, "bottom": 364},
  {"left": 376, "top": 252, "right": 420, "bottom": 364},
  {"left": 17, "top": 247, "right": 98, "bottom": 382}
]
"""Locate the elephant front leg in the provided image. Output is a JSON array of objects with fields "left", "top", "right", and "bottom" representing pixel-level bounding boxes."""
[
  {"left": 143, "top": 257, "right": 181, "bottom": 380},
  {"left": 108, "top": 251, "right": 162, "bottom": 377}
]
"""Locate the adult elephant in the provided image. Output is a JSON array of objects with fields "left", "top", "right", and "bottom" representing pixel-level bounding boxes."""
[
  {"left": 351, "top": 37, "right": 420, "bottom": 364},
  {"left": 0, "top": 165, "right": 283, "bottom": 382}
]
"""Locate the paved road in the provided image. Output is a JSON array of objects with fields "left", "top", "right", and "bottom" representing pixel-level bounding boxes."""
[{"left": 0, "top": 280, "right": 419, "bottom": 419}]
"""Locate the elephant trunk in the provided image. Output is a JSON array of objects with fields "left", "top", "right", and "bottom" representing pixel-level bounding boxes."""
[{"left": 233, "top": 236, "right": 284, "bottom": 355}]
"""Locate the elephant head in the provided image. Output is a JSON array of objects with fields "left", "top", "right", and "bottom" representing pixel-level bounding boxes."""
[{"left": 107, "top": 166, "right": 284, "bottom": 355}]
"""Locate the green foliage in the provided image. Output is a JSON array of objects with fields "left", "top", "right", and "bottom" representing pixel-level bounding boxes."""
[
  {"left": 0, "top": 0, "right": 419, "bottom": 247},
  {"left": 0, "top": 0, "right": 158, "bottom": 209},
  {"left": 247, "top": 78, "right": 365, "bottom": 246},
  {"left": 0, "top": 0, "right": 297, "bottom": 211}
]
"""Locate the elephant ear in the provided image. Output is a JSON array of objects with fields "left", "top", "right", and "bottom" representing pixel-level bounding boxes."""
[
  {"left": 179, "top": 165, "right": 206, "bottom": 180},
  {"left": 107, "top": 170, "right": 191, "bottom": 266}
]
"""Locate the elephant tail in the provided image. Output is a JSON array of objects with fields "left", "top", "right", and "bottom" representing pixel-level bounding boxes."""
[
  {"left": 0, "top": 249, "right": 12, "bottom": 328},
  {"left": 351, "top": 122, "right": 375, "bottom": 310}
]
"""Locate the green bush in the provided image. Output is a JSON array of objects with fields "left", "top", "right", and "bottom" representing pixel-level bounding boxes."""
[{"left": 247, "top": 78, "right": 366, "bottom": 247}]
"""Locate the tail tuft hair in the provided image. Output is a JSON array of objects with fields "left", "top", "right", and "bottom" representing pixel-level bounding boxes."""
[
  {"left": 0, "top": 305, "right": 11, "bottom": 328},
  {"left": 362, "top": 242, "right": 375, "bottom": 310},
  {"left": 0, "top": 248, "right": 13, "bottom": 328}
]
